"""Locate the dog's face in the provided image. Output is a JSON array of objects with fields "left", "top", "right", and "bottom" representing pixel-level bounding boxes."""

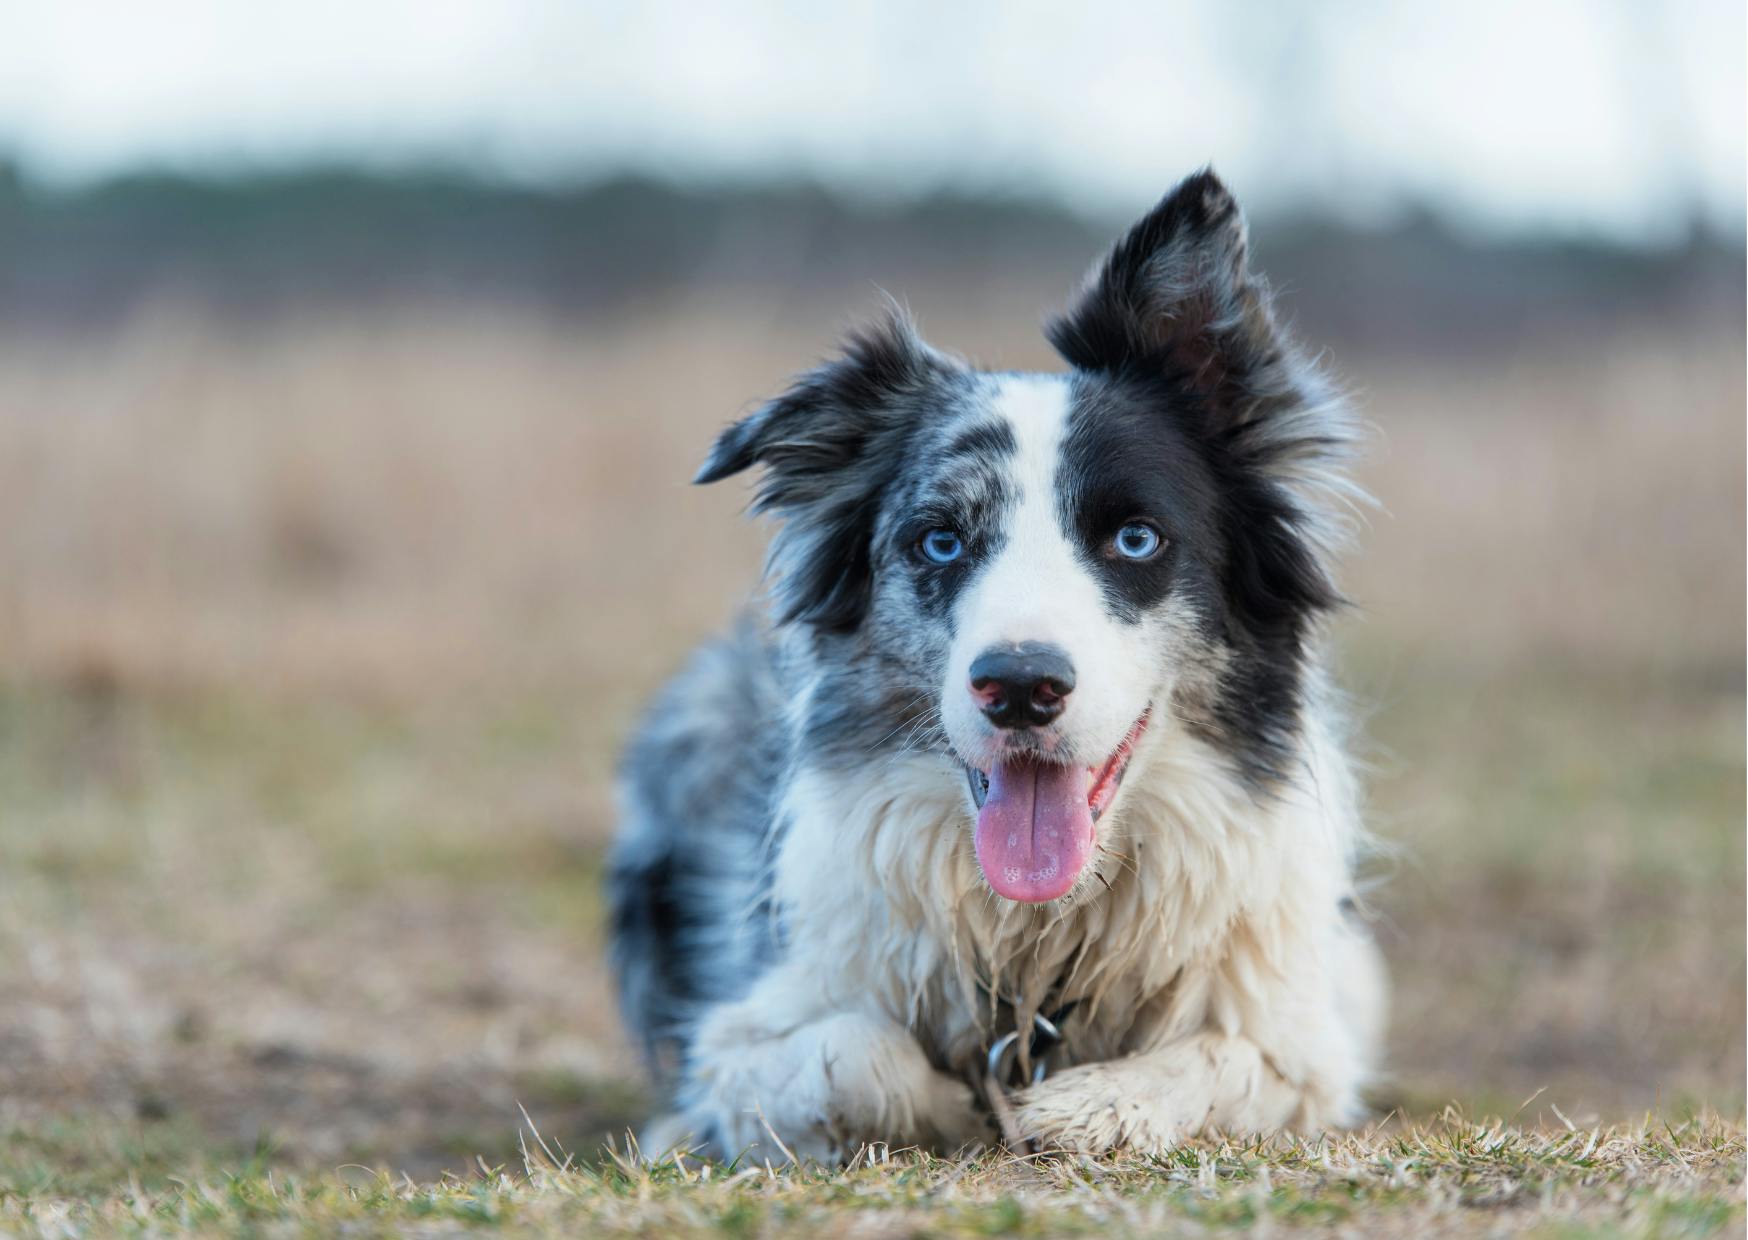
[{"left": 697, "top": 171, "right": 1353, "bottom": 903}]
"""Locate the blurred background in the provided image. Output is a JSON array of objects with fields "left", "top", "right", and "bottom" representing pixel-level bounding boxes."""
[{"left": 0, "top": 0, "right": 1740, "bottom": 1186}]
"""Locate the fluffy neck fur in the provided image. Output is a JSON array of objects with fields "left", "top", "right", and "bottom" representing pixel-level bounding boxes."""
[{"left": 770, "top": 674, "right": 1358, "bottom": 1080}]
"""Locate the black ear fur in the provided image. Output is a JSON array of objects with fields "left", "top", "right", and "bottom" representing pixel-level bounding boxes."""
[
  {"left": 1047, "top": 168, "right": 1270, "bottom": 395},
  {"left": 1049, "top": 167, "right": 1354, "bottom": 528},
  {"left": 694, "top": 310, "right": 951, "bottom": 632},
  {"left": 692, "top": 417, "right": 762, "bottom": 485}
]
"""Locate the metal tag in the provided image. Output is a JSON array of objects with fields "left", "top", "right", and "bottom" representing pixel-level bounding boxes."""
[{"left": 985, "top": 1009, "right": 1066, "bottom": 1089}]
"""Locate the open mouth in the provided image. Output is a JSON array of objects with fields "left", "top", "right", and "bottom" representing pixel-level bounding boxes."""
[{"left": 962, "top": 710, "right": 1151, "bottom": 904}]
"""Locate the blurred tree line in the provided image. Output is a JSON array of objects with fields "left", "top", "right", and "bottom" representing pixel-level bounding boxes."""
[{"left": 0, "top": 161, "right": 1737, "bottom": 354}]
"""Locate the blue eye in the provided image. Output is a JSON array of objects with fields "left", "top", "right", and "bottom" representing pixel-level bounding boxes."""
[
  {"left": 1114, "top": 523, "right": 1162, "bottom": 560},
  {"left": 918, "top": 529, "right": 964, "bottom": 564}
]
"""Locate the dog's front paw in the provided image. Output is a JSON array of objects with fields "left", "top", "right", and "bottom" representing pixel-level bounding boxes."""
[
  {"left": 1012, "top": 1061, "right": 1202, "bottom": 1156},
  {"left": 689, "top": 1006, "right": 990, "bottom": 1162},
  {"left": 1012, "top": 1034, "right": 1308, "bottom": 1155}
]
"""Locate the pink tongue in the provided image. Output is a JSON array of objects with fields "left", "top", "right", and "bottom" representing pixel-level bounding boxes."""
[{"left": 974, "top": 759, "right": 1095, "bottom": 903}]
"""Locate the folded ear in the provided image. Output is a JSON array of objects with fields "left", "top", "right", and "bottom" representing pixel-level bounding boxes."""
[
  {"left": 695, "top": 309, "right": 952, "bottom": 631},
  {"left": 696, "top": 308, "right": 940, "bottom": 486}
]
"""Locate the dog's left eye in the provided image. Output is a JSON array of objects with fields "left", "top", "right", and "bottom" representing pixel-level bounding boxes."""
[
  {"left": 918, "top": 529, "right": 964, "bottom": 564},
  {"left": 1113, "top": 523, "right": 1163, "bottom": 560}
]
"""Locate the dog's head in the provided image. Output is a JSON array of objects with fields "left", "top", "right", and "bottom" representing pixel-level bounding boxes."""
[{"left": 697, "top": 170, "right": 1357, "bottom": 903}]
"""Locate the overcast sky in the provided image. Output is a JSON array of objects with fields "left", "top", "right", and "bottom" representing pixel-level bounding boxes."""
[{"left": 1, "top": 0, "right": 1741, "bottom": 242}]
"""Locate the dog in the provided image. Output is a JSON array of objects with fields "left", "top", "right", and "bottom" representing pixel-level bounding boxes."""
[{"left": 608, "top": 170, "right": 1384, "bottom": 1162}]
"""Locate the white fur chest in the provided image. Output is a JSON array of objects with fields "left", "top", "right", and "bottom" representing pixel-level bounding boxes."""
[{"left": 770, "top": 714, "right": 1355, "bottom": 1086}]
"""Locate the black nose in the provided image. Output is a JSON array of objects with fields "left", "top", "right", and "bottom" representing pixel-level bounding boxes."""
[{"left": 969, "top": 643, "right": 1076, "bottom": 729}]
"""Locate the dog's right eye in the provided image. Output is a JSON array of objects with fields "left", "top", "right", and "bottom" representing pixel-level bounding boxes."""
[{"left": 917, "top": 529, "right": 964, "bottom": 564}]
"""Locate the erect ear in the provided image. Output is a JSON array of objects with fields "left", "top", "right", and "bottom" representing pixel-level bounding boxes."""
[
  {"left": 1047, "top": 168, "right": 1270, "bottom": 392},
  {"left": 1052, "top": 167, "right": 1360, "bottom": 529},
  {"left": 695, "top": 308, "right": 952, "bottom": 632}
]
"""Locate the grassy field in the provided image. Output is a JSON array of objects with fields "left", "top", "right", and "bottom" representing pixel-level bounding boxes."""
[
  {"left": 0, "top": 296, "right": 1740, "bottom": 1235},
  {"left": 6, "top": 1117, "right": 1743, "bottom": 1237}
]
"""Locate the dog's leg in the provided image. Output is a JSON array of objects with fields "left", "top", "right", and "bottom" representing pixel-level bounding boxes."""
[
  {"left": 1013, "top": 915, "right": 1380, "bottom": 1155},
  {"left": 1010, "top": 1030, "right": 1312, "bottom": 1154},
  {"left": 677, "top": 977, "right": 987, "bottom": 1163}
]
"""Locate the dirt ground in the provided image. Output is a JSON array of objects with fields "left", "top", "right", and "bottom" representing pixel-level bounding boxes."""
[{"left": 0, "top": 299, "right": 1740, "bottom": 1187}]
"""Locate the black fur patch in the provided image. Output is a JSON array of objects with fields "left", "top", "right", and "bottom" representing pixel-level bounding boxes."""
[
  {"left": 1050, "top": 170, "right": 1349, "bottom": 785},
  {"left": 942, "top": 418, "right": 1018, "bottom": 463},
  {"left": 1057, "top": 373, "right": 1224, "bottom": 628}
]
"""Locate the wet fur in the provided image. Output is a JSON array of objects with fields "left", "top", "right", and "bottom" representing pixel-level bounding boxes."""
[{"left": 608, "top": 170, "right": 1384, "bottom": 1160}]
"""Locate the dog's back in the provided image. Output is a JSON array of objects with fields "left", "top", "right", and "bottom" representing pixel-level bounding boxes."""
[{"left": 607, "top": 615, "right": 788, "bottom": 1087}]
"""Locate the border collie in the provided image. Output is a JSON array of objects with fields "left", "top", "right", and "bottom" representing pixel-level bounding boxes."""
[{"left": 609, "top": 170, "right": 1384, "bottom": 1161}]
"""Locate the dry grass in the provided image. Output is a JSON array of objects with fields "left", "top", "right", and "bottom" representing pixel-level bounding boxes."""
[
  {"left": 5, "top": 1114, "right": 1742, "bottom": 1237},
  {"left": 0, "top": 293, "right": 1739, "bottom": 1232}
]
